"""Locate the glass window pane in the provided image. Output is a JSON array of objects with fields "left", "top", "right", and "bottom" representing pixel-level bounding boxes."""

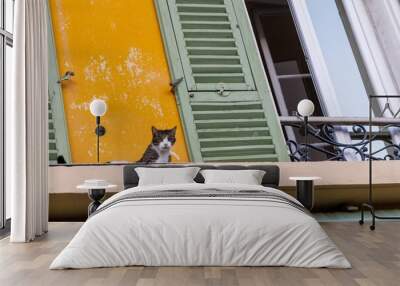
[
  {"left": 306, "top": 0, "right": 368, "bottom": 117},
  {"left": 259, "top": 12, "right": 310, "bottom": 75},
  {"left": 5, "top": 44, "right": 13, "bottom": 219},
  {"left": 279, "top": 77, "right": 323, "bottom": 116},
  {"left": 248, "top": 2, "right": 324, "bottom": 118},
  {"left": 6, "top": 0, "right": 14, "bottom": 33}
]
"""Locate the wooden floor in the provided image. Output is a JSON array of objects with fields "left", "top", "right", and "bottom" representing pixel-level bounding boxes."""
[{"left": 0, "top": 222, "right": 399, "bottom": 286}]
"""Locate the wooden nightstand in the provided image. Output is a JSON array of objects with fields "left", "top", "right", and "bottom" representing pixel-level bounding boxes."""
[{"left": 289, "top": 177, "right": 321, "bottom": 211}]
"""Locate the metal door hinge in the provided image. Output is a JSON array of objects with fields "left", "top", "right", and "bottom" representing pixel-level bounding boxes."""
[{"left": 170, "top": 77, "right": 184, "bottom": 92}]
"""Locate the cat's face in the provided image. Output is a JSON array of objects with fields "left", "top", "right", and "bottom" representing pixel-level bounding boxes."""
[{"left": 151, "top": 126, "right": 177, "bottom": 152}]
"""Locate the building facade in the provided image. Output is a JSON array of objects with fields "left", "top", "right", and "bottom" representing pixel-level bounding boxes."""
[{"left": 48, "top": 0, "right": 400, "bottom": 164}]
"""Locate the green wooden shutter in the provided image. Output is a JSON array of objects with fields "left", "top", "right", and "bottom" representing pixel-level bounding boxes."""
[
  {"left": 47, "top": 4, "right": 71, "bottom": 164},
  {"left": 168, "top": 0, "right": 255, "bottom": 92},
  {"left": 155, "top": 0, "right": 289, "bottom": 162},
  {"left": 48, "top": 100, "right": 58, "bottom": 164}
]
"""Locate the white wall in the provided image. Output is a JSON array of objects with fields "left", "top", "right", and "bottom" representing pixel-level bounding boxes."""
[{"left": 49, "top": 161, "right": 400, "bottom": 194}]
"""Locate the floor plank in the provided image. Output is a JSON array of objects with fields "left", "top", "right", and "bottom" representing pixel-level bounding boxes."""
[{"left": 0, "top": 222, "right": 399, "bottom": 286}]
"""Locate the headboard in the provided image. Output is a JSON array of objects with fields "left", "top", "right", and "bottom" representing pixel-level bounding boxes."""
[{"left": 123, "top": 164, "right": 280, "bottom": 189}]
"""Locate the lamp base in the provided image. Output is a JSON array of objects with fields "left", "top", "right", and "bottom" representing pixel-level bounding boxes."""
[{"left": 95, "top": 125, "right": 106, "bottom": 136}]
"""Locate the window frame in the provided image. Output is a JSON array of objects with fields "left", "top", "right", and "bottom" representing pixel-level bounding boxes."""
[
  {"left": 154, "top": 0, "right": 290, "bottom": 162},
  {"left": 0, "top": 0, "right": 13, "bottom": 230},
  {"left": 287, "top": 0, "right": 342, "bottom": 117},
  {"left": 250, "top": 7, "right": 323, "bottom": 148},
  {"left": 251, "top": 8, "right": 324, "bottom": 117}
]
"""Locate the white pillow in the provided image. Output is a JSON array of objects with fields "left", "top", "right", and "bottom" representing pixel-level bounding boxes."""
[
  {"left": 136, "top": 167, "right": 200, "bottom": 186},
  {"left": 200, "top": 169, "right": 266, "bottom": 185}
]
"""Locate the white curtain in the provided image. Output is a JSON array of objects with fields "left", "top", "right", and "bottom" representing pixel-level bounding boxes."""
[{"left": 9, "top": 0, "right": 48, "bottom": 242}]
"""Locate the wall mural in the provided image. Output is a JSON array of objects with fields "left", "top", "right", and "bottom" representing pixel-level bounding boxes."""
[
  {"left": 49, "top": 0, "right": 400, "bottom": 165},
  {"left": 49, "top": 0, "right": 189, "bottom": 164},
  {"left": 49, "top": 0, "right": 289, "bottom": 165}
]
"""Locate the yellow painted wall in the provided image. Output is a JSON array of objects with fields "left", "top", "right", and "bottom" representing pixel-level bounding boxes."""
[{"left": 49, "top": 0, "right": 189, "bottom": 163}]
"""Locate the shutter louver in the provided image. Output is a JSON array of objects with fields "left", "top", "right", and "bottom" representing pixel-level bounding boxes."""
[
  {"left": 156, "top": 0, "right": 289, "bottom": 162},
  {"left": 48, "top": 101, "right": 58, "bottom": 164},
  {"left": 193, "top": 101, "right": 278, "bottom": 162},
  {"left": 170, "top": 0, "right": 255, "bottom": 91}
]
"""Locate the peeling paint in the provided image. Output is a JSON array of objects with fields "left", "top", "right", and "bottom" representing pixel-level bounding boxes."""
[
  {"left": 84, "top": 56, "right": 112, "bottom": 82},
  {"left": 116, "top": 64, "right": 124, "bottom": 75},
  {"left": 70, "top": 102, "right": 90, "bottom": 111},
  {"left": 145, "top": 71, "right": 161, "bottom": 83},
  {"left": 138, "top": 96, "right": 164, "bottom": 117},
  {"left": 125, "top": 47, "right": 144, "bottom": 78}
]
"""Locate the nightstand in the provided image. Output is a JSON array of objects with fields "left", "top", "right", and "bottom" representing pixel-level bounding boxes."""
[
  {"left": 77, "top": 180, "right": 117, "bottom": 216},
  {"left": 289, "top": 177, "right": 321, "bottom": 211}
]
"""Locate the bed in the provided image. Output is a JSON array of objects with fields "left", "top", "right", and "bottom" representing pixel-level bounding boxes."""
[{"left": 50, "top": 164, "right": 350, "bottom": 269}]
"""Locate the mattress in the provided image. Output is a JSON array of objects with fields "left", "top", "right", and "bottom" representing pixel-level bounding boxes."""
[{"left": 50, "top": 183, "right": 350, "bottom": 269}]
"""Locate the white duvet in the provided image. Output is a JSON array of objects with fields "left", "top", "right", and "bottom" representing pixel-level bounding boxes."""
[{"left": 50, "top": 183, "right": 350, "bottom": 269}]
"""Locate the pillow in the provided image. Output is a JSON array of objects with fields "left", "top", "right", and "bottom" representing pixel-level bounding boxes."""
[
  {"left": 135, "top": 167, "right": 201, "bottom": 186},
  {"left": 200, "top": 169, "right": 266, "bottom": 185}
]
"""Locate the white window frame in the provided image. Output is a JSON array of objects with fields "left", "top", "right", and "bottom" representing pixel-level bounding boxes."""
[
  {"left": 287, "top": 0, "right": 368, "bottom": 160},
  {"left": 1, "top": 0, "right": 14, "bottom": 230},
  {"left": 287, "top": 0, "right": 343, "bottom": 117},
  {"left": 337, "top": 0, "right": 400, "bottom": 145}
]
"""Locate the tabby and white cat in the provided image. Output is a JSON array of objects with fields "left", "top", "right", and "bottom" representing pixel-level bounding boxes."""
[{"left": 137, "top": 126, "right": 179, "bottom": 164}]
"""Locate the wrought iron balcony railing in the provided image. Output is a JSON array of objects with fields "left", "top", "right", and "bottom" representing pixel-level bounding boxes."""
[{"left": 280, "top": 116, "right": 400, "bottom": 161}]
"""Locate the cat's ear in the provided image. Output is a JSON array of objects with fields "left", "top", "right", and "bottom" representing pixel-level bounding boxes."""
[
  {"left": 151, "top": 126, "right": 157, "bottom": 135},
  {"left": 171, "top": 126, "right": 177, "bottom": 135}
]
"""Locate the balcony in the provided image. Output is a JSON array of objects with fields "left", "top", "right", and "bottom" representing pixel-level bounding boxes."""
[{"left": 280, "top": 116, "right": 400, "bottom": 161}]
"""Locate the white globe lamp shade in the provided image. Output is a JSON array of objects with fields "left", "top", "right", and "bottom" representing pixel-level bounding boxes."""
[
  {"left": 90, "top": 99, "right": 107, "bottom": 117},
  {"left": 297, "top": 99, "right": 315, "bottom": 117}
]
